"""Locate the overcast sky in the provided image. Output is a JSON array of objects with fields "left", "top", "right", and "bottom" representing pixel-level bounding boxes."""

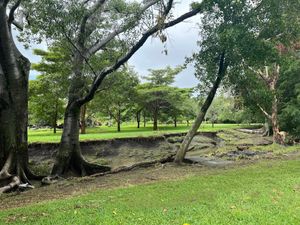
[{"left": 15, "top": 0, "right": 201, "bottom": 88}]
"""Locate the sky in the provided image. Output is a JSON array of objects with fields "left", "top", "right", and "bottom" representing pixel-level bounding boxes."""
[{"left": 14, "top": 0, "right": 201, "bottom": 88}]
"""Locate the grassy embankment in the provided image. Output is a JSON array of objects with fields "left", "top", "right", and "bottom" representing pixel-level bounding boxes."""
[
  {"left": 28, "top": 123, "right": 246, "bottom": 143},
  {"left": 0, "top": 159, "right": 300, "bottom": 224}
]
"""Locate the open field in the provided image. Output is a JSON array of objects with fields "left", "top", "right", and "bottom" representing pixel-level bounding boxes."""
[
  {"left": 1, "top": 158, "right": 300, "bottom": 225},
  {"left": 28, "top": 123, "right": 248, "bottom": 143}
]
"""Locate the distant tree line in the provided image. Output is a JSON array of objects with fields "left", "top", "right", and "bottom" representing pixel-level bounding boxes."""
[{"left": 29, "top": 53, "right": 198, "bottom": 132}]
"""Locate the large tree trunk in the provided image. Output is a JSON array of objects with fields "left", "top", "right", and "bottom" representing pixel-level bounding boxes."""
[
  {"left": 270, "top": 67, "right": 284, "bottom": 144},
  {"left": 52, "top": 100, "right": 110, "bottom": 176},
  {"left": 174, "top": 53, "right": 227, "bottom": 164},
  {"left": 0, "top": 4, "right": 37, "bottom": 193},
  {"left": 80, "top": 103, "right": 87, "bottom": 134},
  {"left": 257, "top": 64, "right": 284, "bottom": 144},
  {"left": 51, "top": 54, "right": 110, "bottom": 177},
  {"left": 271, "top": 97, "right": 281, "bottom": 143}
]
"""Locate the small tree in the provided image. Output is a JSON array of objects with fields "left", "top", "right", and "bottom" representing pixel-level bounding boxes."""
[
  {"left": 137, "top": 66, "right": 183, "bottom": 130},
  {"left": 29, "top": 78, "right": 65, "bottom": 133},
  {"left": 90, "top": 67, "right": 139, "bottom": 132},
  {"left": 30, "top": 46, "right": 70, "bottom": 133},
  {"left": 162, "top": 88, "right": 194, "bottom": 127}
]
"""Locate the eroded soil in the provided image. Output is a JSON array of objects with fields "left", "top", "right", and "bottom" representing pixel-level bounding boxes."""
[{"left": 1, "top": 129, "right": 299, "bottom": 210}]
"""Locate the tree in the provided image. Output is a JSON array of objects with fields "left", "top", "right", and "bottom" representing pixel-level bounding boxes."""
[
  {"left": 26, "top": 0, "right": 204, "bottom": 176},
  {"left": 137, "top": 66, "right": 183, "bottom": 130},
  {"left": 278, "top": 50, "right": 300, "bottom": 140},
  {"left": 29, "top": 46, "right": 70, "bottom": 133},
  {"left": 89, "top": 67, "right": 139, "bottom": 132},
  {"left": 162, "top": 88, "right": 194, "bottom": 127},
  {"left": 0, "top": 0, "right": 36, "bottom": 193},
  {"left": 175, "top": 0, "right": 300, "bottom": 163},
  {"left": 206, "top": 94, "right": 245, "bottom": 126},
  {"left": 29, "top": 77, "right": 65, "bottom": 133},
  {"left": 174, "top": 52, "right": 227, "bottom": 163}
]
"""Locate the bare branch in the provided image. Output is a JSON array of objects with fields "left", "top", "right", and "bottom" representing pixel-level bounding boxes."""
[
  {"left": 163, "top": 0, "right": 173, "bottom": 16},
  {"left": 78, "top": 6, "right": 202, "bottom": 105},
  {"left": 11, "top": 19, "right": 22, "bottom": 30},
  {"left": 87, "top": 0, "right": 160, "bottom": 56},
  {"left": 8, "top": 0, "right": 21, "bottom": 26},
  {"left": 248, "top": 66, "right": 270, "bottom": 84},
  {"left": 257, "top": 104, "right": 271, "bottom": 120}
]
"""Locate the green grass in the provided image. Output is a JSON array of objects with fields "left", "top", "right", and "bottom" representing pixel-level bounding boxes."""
[
  {"left": 250, "top": 143, "right": 300, "bottom": 155},
  {"left": 28, "top": 123, "right": 245, "bottom": 143},
  {"left": 1, "top": 159, "right": 300, "bottom": 224}
]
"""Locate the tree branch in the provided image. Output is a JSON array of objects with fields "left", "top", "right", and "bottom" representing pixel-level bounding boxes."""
[
  {"left": 56, "top": 21, "right": 98, "bottom": 78},
  {"left": 87, "top": 0, "right": 160, "bottom": 56},
  {"left": 8, "top": 0, "right": 21, "bottom": 26},
  {"left": 248, "top": 66, "right": 270, "bottom": 84},
  {"left": 11, "top": 19, "right": 22, "bottom": 30},
  {"left": 78, "top": 6, "right": 202, "bottom": 106},
  {"left": 257, "top": 103, "right": 271, "bottom": 120}
]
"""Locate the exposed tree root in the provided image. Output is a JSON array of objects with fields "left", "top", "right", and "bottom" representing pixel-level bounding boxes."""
[
  {"left": 89, "top": 145, "right": 200, "bottom": 177},
  {"left": 91, "top": 154, "right": 176, "bottom": 178},
  {"left": 51, "top": 144, "right": 112, "bottom": 177},
  {"left": 41, "top": 175, "right": 63, "bottom": 185},
  {"left": 237, "top": 128, "right": 264, "bottom": 135},
  {"left": 0, "top": 176, "right": 20, "bottom": 194},
  {"left": 80, "top": 160, "right": 111, "bottom": 176},
  {"left": 0, "top": 154, "right": 43, "bottom": 194}
]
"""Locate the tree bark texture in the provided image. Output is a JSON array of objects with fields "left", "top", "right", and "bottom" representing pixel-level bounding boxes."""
[
  {"left": 0, "top": 3, "right": 36, "bottom": 192},
  {"left": 80, "top": 103, "right": 87, "bottom": 134},
  {"left": 174, "top": 53, "right": 227, "bottom": 164},
  {"left": 269, "top": 64, "right": 284, "bottom": 144}
]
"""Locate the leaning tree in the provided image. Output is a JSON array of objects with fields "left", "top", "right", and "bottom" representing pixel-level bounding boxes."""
[
  {"left": 174, "top": 0, "right": 300, "bottom": 163},
  {"left": 25, "top": 0, "right": 206, "bottom": 176},
  {"left": 0, "top": 0, "right": 38, "bottom": 193}
]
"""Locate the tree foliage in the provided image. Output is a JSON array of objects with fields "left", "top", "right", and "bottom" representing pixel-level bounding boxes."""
[{"left": 89, "top": 67, "right": 139, "bottom": 131}]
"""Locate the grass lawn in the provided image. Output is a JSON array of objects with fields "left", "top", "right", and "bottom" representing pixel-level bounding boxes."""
[
  {"left": 28, "top": 123, "right": 247, "bottom": 143},
  {"left": 0, "top": 159, "right": 299, "bottom": 224}
]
